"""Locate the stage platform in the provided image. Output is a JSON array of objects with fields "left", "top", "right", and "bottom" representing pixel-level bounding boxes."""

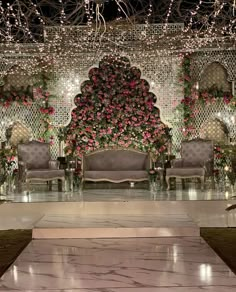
[
  {"left": 32, "top": 214, "right": 199, "bottom": 239},
  {"left": 0, "top": 182, "right": 236, "bottom": 231},
  {"left": 0, "top": 192, "right": 236, "bottom": 231},
  {"left": 2, "top": 181, "right": 233, "bottom": 202}
]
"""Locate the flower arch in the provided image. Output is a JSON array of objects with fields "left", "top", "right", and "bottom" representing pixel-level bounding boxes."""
[{"left": 65, "top": 55, "right": 170, "bottom": 160}]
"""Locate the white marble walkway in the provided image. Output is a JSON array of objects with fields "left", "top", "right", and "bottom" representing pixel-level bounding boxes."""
[{"left": 1, "top": 237, "right": 236, "bottom": 291}]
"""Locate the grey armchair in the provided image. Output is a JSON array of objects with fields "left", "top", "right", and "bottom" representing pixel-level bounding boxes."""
[
  {"left": 17, "top": 140, "right": 65, "bottom": 193},
  {"left": 166, "top": 139, "right": 214, "bottom": 190}
]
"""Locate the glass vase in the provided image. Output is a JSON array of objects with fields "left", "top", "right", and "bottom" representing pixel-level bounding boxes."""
[{"left": 6, "top": 175, "right": 15, "bottom": 194}]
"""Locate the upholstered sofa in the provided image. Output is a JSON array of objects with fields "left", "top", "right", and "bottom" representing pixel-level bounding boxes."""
[{"left": 81, "top": 148, "right": 151, "bottom": 186}]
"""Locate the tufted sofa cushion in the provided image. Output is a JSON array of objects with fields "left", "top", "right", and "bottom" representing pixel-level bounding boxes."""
[
  {"left": 82, "top": 149, "right": 150, "bottom": 183},
  {"left": 84, "top": 149, "right": 149, "bottom": 171}
]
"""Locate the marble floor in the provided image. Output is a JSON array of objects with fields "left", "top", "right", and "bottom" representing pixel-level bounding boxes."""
[
  {"left": 1, "top": 181, "right": 234, "bottom": 203},
  {"left": 1, "top": 237, "right": 236, "bottom": 291},
  {"left": 32, "top": 214, "right": 200, "bottom": 239},
  {"left": 1, "top": 182, "right": 236, "bottom": 291}
]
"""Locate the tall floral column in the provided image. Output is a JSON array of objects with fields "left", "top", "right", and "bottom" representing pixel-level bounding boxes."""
[{"left": 34, "top": 73, "right": 56, "bottom": 144}]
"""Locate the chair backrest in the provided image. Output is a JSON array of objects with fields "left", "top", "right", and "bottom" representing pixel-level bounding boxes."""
[
  {"left": 181, "top": 139, "right": 214, "bottom": 166},
  {"left": 17, "top": 140, "right": 51, "bottom": 169}
]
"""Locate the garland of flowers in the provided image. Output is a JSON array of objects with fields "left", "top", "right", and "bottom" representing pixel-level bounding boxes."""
[
  {"left": 34, "top": 73, "right": 56, "bottom": 144},
  {"left": 175, "top": 54, "right": 234, "bottom": 137},
  {"left": 65, "top": 55, "right": 170, "bottom": 160},
  {"left": 0, "top": 146, "right": 17, "bottom": 187},
  {"left": 176, "top": 54, "right": 235, "bottom": 137},
  {"left": 0, "top": 73, "right": 56, "bottom": 144},
  {"left": 0, "top": 85, "right": 34, "bottom": 107}
]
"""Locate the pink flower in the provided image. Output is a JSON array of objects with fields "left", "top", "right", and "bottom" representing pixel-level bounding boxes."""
[{"left": 129, "top": 80, "right": 136, "bottom": 89}]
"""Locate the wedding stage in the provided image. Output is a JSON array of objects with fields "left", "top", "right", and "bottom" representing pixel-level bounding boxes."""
[
  {"left": 1, "top": 181, "right": 236, "bottom": 234},
  {"left": 0, "top": 3, "right": 236, "bottom": 291}
]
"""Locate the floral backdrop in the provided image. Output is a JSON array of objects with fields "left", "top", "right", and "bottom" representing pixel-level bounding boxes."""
[{"left": 65, "top": 55, "right": 170, "bottom": 161}]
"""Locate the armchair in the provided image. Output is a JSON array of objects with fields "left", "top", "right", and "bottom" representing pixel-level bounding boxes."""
[
  {"left": 17, "top": 140, "right": 65, "bottom": 193},
  {"left": 166, "top": 139, "right": 214, "bottom": 190}
]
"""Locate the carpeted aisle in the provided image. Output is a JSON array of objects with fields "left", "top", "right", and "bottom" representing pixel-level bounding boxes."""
[
  {"left": 0, "top": 230, "right": 32, "bottom": 277},
  {"left": 201, "top": 227, "right": 236, "bottom": 275}
]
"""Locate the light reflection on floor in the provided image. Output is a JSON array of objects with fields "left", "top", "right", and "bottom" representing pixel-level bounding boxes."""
[{"left": 1, "top": 181, "right": 233, "bottom": 203}]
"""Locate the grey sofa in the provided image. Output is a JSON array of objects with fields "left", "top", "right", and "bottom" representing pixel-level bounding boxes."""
[{"left": 81, "top": 148, "right": 151, "bottom": 186}]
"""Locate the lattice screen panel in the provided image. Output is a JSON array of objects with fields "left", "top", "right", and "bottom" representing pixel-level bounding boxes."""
[
  {"left": 199, "top": 62, "right": 231, "bottom": 92},
  {"left": 4, "top": 72, "right": 35, "bottom": 90},
  {"left": 44, "top": 24, "right": 184, "bottom": 49},
  {"left": 0, "top": 61, "right": 13, "bottom": 86},
  {"left": 191, "top": 50, "right": 236, "bottom": 82},
  {"left": 192, "top": 101, "right": 236, "bottom": 142}
]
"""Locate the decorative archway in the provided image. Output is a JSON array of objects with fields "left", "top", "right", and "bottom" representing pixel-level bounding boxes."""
[
  {"left": 65, "top": 55, "right": 170, "bottom": 159},
  {"left": 199, "top": 61, "right": 231, "bottom": 92}
]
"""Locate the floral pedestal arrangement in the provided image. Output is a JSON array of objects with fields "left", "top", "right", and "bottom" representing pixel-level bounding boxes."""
[
  {"left": 149, "top": 169, "right": 162, "bottom": 196},
  {"left": 0, "top": 146, "right": 17, "bottom": 195},
  {"left": 65, "top": 167, "right": 81, "bottom": 192}
]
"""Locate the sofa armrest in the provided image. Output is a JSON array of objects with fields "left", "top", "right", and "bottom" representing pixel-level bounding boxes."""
[
  {"left": 49, "top": 160, "right": 60, "bottom": 170},
  {"left": 204, "top": 159, "right": 214, "bottom": 176},
  {"left": 171, "top": 159, "right": 183, "bottom": 168}
]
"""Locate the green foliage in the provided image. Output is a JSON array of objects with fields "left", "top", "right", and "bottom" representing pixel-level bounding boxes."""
[{"left": 0, "top": 147, "right": 17, "bottom": 185}]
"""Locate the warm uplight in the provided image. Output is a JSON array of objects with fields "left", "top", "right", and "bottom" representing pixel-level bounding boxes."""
[{"left": 200, "top": 264, "right": 212, "bottom": 283}]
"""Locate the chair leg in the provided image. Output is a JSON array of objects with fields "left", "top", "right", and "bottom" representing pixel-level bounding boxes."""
[
  {"left": 166, "top": 176, "right": 171, "bottom": 190},
  {"left": 200, "top": 176, "right": 204, "bottom": 191},
  {"left": 211, "top": 176, "right": 215, "bottom": 189},
  {"left": 26, "top": 180, "right": 30, "bottom": 195},
  {"left": 58, "top": 179, "right": 63, "bottom": 192},
  {"left": 59, "top": 179, "right": 65, "bottom": 192},
  {"left": 80, "top": 178, "right": 84, "bottom": 191}
]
